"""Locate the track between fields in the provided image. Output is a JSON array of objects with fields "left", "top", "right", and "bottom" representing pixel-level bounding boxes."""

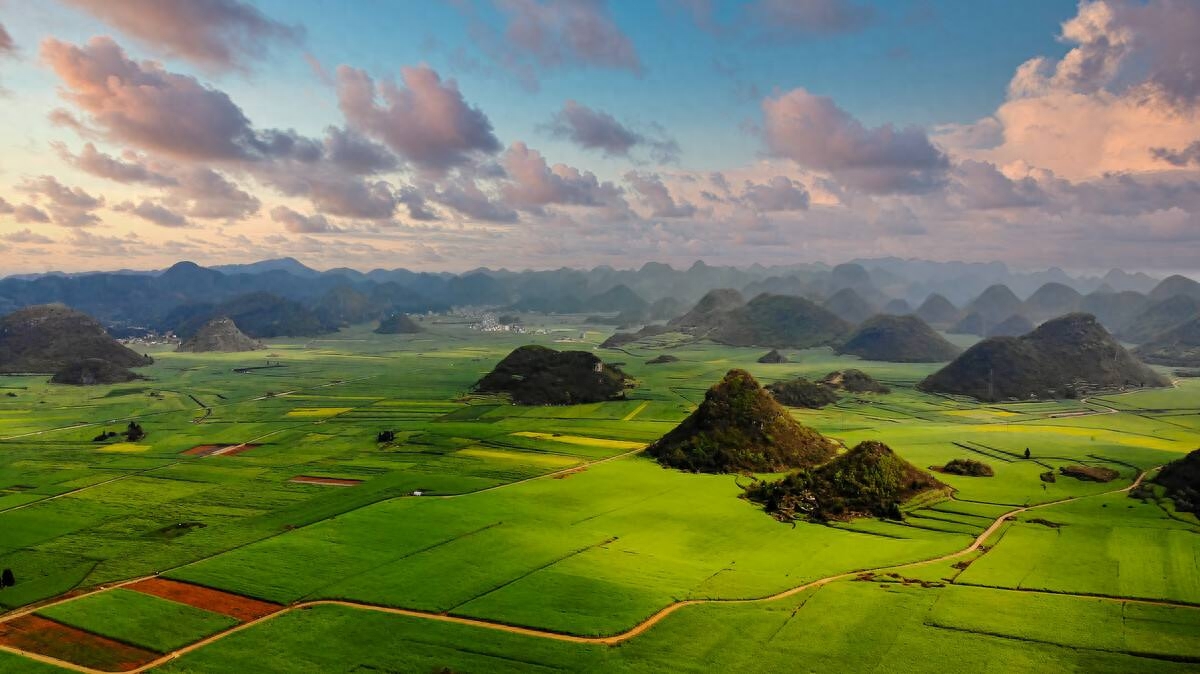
[{"left": 6, "top": 465, "right": 1194, "bottom": 674}]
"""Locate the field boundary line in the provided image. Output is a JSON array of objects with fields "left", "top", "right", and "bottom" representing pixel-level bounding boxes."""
[{"left": 2, "top": 467, "right": 1189, "bottom": 673}]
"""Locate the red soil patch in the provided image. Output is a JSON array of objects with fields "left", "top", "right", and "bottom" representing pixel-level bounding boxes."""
[
  {"left": 0, "top": 615, "right": 157, "bottom": 671},
  {"left": 182, "top": 443, "right": 260, "bottom": 457},
  {"left": 288, "top": 475, "right": 363, "bottom": 487},
  {"left": 127, "top": 578, "right": 281, "bottom": 622}
]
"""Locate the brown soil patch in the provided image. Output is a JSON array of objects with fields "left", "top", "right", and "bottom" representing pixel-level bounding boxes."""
[
  {"left": 0, "top": 615, "right": 157, "bottom": 671},
  {"left": 288, "top": 475, "right": 362, "bottom": 487},
  {"left": 127, "top": 578, "right": 281, "bottom": 622},
  {"left": 182, "top": 443, "right": 260, "bottom": 457}
]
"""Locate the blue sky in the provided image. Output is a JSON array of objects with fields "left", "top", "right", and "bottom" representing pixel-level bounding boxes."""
[{"left": 0, "top": 0, "right": 1197, "bottom": 274}]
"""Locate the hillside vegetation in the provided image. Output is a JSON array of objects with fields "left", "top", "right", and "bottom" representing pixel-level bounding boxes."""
[
  {"left": 177, "top": 317, "right": 263, "bottom": 352},
  {"left": 0, "top": 304, "right": 152, "bottom": 373},
  {"left": 1134, "top": 317, "right": 1200, "bottom": 367},
  {"left": 744, "top": 440, "right": 945, "bottom": 522},
  {"left": 920, "top": 313, "right": 1167, "bottom": 401},
  {"left": 836, "top": 314, "right": 961, "bottom": 363},
  {"left": 648, "top": 369, "right": 837, "bottom": 473},
  {"left": 474, "top": 345, "right": 630, "bottom": 405}
]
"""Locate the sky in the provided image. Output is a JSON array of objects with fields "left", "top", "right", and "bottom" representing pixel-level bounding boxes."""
[{"left": 0, "top": 0, "right": 1198, "bottom": 275}]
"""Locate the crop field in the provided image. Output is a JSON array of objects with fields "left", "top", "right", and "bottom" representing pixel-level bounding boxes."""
[{"left": 0, "top": 318, "right": 1196, "bottom": 672}]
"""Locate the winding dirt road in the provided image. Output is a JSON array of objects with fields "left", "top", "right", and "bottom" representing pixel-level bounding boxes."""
[{"left": 4, "top": 466, "right": 1187, "bottom": 674}]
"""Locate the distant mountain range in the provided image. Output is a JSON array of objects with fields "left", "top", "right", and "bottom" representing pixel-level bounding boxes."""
[{"left": 0, "top": 257, "right": 1194, "bottom": 341}]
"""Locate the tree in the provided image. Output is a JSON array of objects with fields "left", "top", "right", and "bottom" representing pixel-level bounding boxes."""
[
  {"left": 1, "top": 568, "right": 14, "bottom": 588},
  {"left": 1024, "top": 448, "right": 1031, "bottom": 459},
  {"left": 377, "top": 430, "right": 396, "bottom": 443},
  {"left": 125, "top": 421, "right": 146, "bottom": 442}
]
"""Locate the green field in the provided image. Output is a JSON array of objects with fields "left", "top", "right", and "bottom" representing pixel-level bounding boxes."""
[
  {"left": 36, "top": 589, "right": 238, "bottom": 653},
  {"left": 0, "top": 317, "right": 1197, "bottom": 671}
]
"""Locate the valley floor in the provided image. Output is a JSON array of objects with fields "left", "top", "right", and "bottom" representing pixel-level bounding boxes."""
[{"left": 0, "top": 318, "right": 1196, "bottom": 672}]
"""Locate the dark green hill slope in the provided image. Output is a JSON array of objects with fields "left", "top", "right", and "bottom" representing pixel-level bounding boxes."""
[
  {"left": 1149, "top": 275, "right": 1200, "bottom": 303},
  {"left": 986, "top": 314, "right": 1035, "bottom": 338},
  {"left": 1080, "top": 290, "right": 1149, "bottom": 334},
  {"left": 1118, "top": 295, "right": 1199, "bottom": 344},
  {"left": 177, "top": 317, "right": 263, "bottom": 352},
  {"left": 0, "top": 304, "right": 152, "bottom": 373},
  {"left": 375, "top": 314, "right": 423, "bottom": 334},
  {"left": 920, "top": 313, "right": 1167, "bottom": 401},
  {"left": 1134, "top": 318, "right": 1200, "bottom": 367},
  {"left": 668, "top": 288, "right": 745, "bottom": 329},
  {"left": 966, "top": 284, "right": 1023, "bottom": 323},
  {"left": 822, "top": 287, "right": 877, "bottom": 324},
  {"left": 586, "top": 284, "right": 648, "bottom": 313},
  {"left": 915, "top": 293, "right": 959, "bottom": 328},
  {"left": 745, "top": 440, "right": 945, "bottom": 522},
  {"left": 948, "top": 312, "right": 987, "bottom": 336},
  {"left": 648, "top": 369, "right": 837, "bottom": 473},
  {"left": 1024, "top": 282, "right": 1081, "bottom": 321},
  {"left": 836, "top": 314, "right": 960, "bottom": 363},
  {"left": 707, "top": 294, "right": 851, "bottom": 349},
  {"left": 821, "top": 369, "right": 890, "bottom": 393},
  {"left": 1142, "top": 449, "right": 1200, "bottom": 514},
  {"left": 176, "top": 292, "right": 334, "bottom": 338},
  {"left": 51, "top": 358, "right": 143, "bottom": 385},
  {"left": 766, "top": 377, "right": 838, "bottom": 408},
  {"left": 474, "top": 345, "right": 629, "bottom": 405}
]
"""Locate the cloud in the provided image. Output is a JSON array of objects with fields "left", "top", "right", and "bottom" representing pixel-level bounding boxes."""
[
  {"left": 431, "top": 174, "right": 519, "bottom": 223},
  {"left": 0, "top": 22, "right": 14, "bottom": 55},
  {"left": 323, "top": 126, "right": 399, "bottom": 174},
  {"left": 463, "top": 0, "right": 641, "bottom": 88},
  {"left": 397, "top": 186, "right": 439, "bottom": 221},
  {"left": 61, "top": 0, "right": 302, "bottom": 72},
  {"left": 165, "top": 167, "right": 260, "bottom": 220},
  {"left": 42, "top": 37, "right": 259, "bottom": 160},
  {"left": 1153, "top": 141, "right": 1200, "bottom": 167},
  {"left": 762, "top": 87, "right": 949, "bottom": 193},
  {"left": 746, "top": 0, "right": 876, "bottom": 37},
  {"left": 940, "top": 1, "right": 1200, "bottom": 182},
  {"left": 270, "top": 205, "right": 340, "bottom": 233},
  {"left": 625, "top": 171, "right": 696, "bottom": 217},
  {"left": 114, "top": 200, "right": 191, "bottom": 227},
  {"left": 336, "top": 65, "right": 500, "bottom": 174},
  {"left": 55, "top": 142, "right": 176, "bottom": 185},
  {"left": 738, "top": 176, "right": 810, "bottom": 211},
  {"left": 1, "top": 229, "right": 55, "bottom": 245},
  {"left": 952, "top": 160, "right": 1045, "bottom": 210},
  {"left": 42, "top": 37, "right": 319, "bottom": 164},
  {"left": 501, "top": 142, "right": 625, "bottom": 212},
  {"left": 16, "top": 175, "right": 105, "bottom": 227},
  {"left": 17, "top": 176, "right": 101, "bottom": 210},
  {"left": 675, "top": 0, "right": 874, "bottom": 39},
  {"left": 12, "top": 204, "right": 51, "bottom": 224},
  {"left": 259, "top": 166, "right": 398, "bottom": 220},
  {"left": 544, "top": 100, "right": 679, "bottom": 162}
]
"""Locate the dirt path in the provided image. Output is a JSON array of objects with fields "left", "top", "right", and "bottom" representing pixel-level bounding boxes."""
[{"left": 5, "top": 466, "right": 1185, "bottom": 673}]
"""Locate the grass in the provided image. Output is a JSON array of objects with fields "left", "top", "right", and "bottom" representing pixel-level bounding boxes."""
[
  {"left": 36, "top": 589, "right": 238, "bottom": 653},
  {"left": 0, "top": 319, "right": 1196, "bottom": 670}
]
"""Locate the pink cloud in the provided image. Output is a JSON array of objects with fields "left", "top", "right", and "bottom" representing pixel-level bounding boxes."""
[
  {"left": 61, "top": 0, "right": 301, "bottom": 72},
  {"left": 336, "top": 65, "right": 500, "bottom": 174},
  {"left": 762, "top": 87, "right": 948, "bottom": 193}
]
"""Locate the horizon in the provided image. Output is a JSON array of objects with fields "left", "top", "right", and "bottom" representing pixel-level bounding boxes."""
[
  {"left": 2, "top": 1, "right": 1199, "bottom": 275},
  {"left": 5, "top": 254, "right": 1196, "bottom": 282}
]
